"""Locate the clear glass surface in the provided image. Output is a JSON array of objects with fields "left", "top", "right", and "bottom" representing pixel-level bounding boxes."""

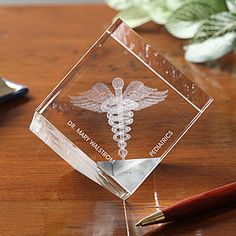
[{"left": 30, "top": 19, "right": 213, "bottom": 199}]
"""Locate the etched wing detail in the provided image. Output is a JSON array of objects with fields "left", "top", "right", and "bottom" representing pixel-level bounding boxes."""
[
  {"left": 70, "top": 83, "right": 114, "bottom": 113},
  {"left": 70, "top": 78, "right": 168, "bottom": 160},
  {"left": 123, "top": 81, "right": 168, "bottom": 111}
]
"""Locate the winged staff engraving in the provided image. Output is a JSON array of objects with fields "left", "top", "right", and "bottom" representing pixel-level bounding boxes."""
[{"left": 70, "top": 78, "right": 168, "bottom": 159}]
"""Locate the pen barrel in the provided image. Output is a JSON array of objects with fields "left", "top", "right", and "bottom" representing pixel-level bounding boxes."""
[{"left": 164, "top": 182, "right": 236, "bottom": 222}]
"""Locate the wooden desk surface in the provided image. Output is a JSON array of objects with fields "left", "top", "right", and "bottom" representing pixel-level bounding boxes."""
[{"left": 0, "top": 5, "right": 235, "bottom": 236}]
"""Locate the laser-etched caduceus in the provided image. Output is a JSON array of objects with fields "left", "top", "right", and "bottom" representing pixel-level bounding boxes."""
[{"left": 70, "top": 78, "right": 168, "bottom": 159}]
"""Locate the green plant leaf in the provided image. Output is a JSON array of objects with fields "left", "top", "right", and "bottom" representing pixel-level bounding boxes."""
[
  {"left": 185, "top": 32, "right": 236, "bottom": 62},
  {"left": 193, "top": 12, "right": 236, "bottom": 43},
  {"left": 104, "top": 0, "right": 133, "bottom": 10},
  {"left": 105, "top": 0, "right": 153, "bottom": 10},
  {"left": 205, "top": 0, "right": 228, "bottom": 12},
  {"left": 148, "top": 0, "right": 184, "bottom": 25},
  {"left": 166, "top": 0, "right": 185, "bottom": 11},
  {"left": 114, "top": 6, "right": 151, "bottom": 28},
  {"left": 165, "top": 0, "right": 227, "bottom": 39},
  {"left": 166, "top": 2, "right": 213, "bottom": 39},
  {"left": 167, "top": 0, "right": 228, "bottom": 12},
  {"left": 226, "top": 0, "right": 236, "bottom": 12},
  {"left": 185, "top": 0, "right": 228, "bottom": 12},
  {"left": 148, "top": 0, "right": 172, "bottom": 25}
]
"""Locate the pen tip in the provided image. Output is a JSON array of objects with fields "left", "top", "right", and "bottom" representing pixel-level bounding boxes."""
[{"left": 135, "top": 221, "right": 142, "bottom": 227}]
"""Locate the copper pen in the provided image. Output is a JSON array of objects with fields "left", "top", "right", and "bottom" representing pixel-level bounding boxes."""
[{"left": 136, "top": 182, "right": 236, "bottom": 227}]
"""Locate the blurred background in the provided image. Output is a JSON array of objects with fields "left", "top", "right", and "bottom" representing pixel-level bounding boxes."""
[{"left": 0, "top": 0, "right": 102, "bottom": 4}]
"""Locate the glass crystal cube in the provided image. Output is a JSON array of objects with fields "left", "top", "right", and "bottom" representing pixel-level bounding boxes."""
[{"left": 30, "top": 19, "right": 213, "bottom": 200}]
